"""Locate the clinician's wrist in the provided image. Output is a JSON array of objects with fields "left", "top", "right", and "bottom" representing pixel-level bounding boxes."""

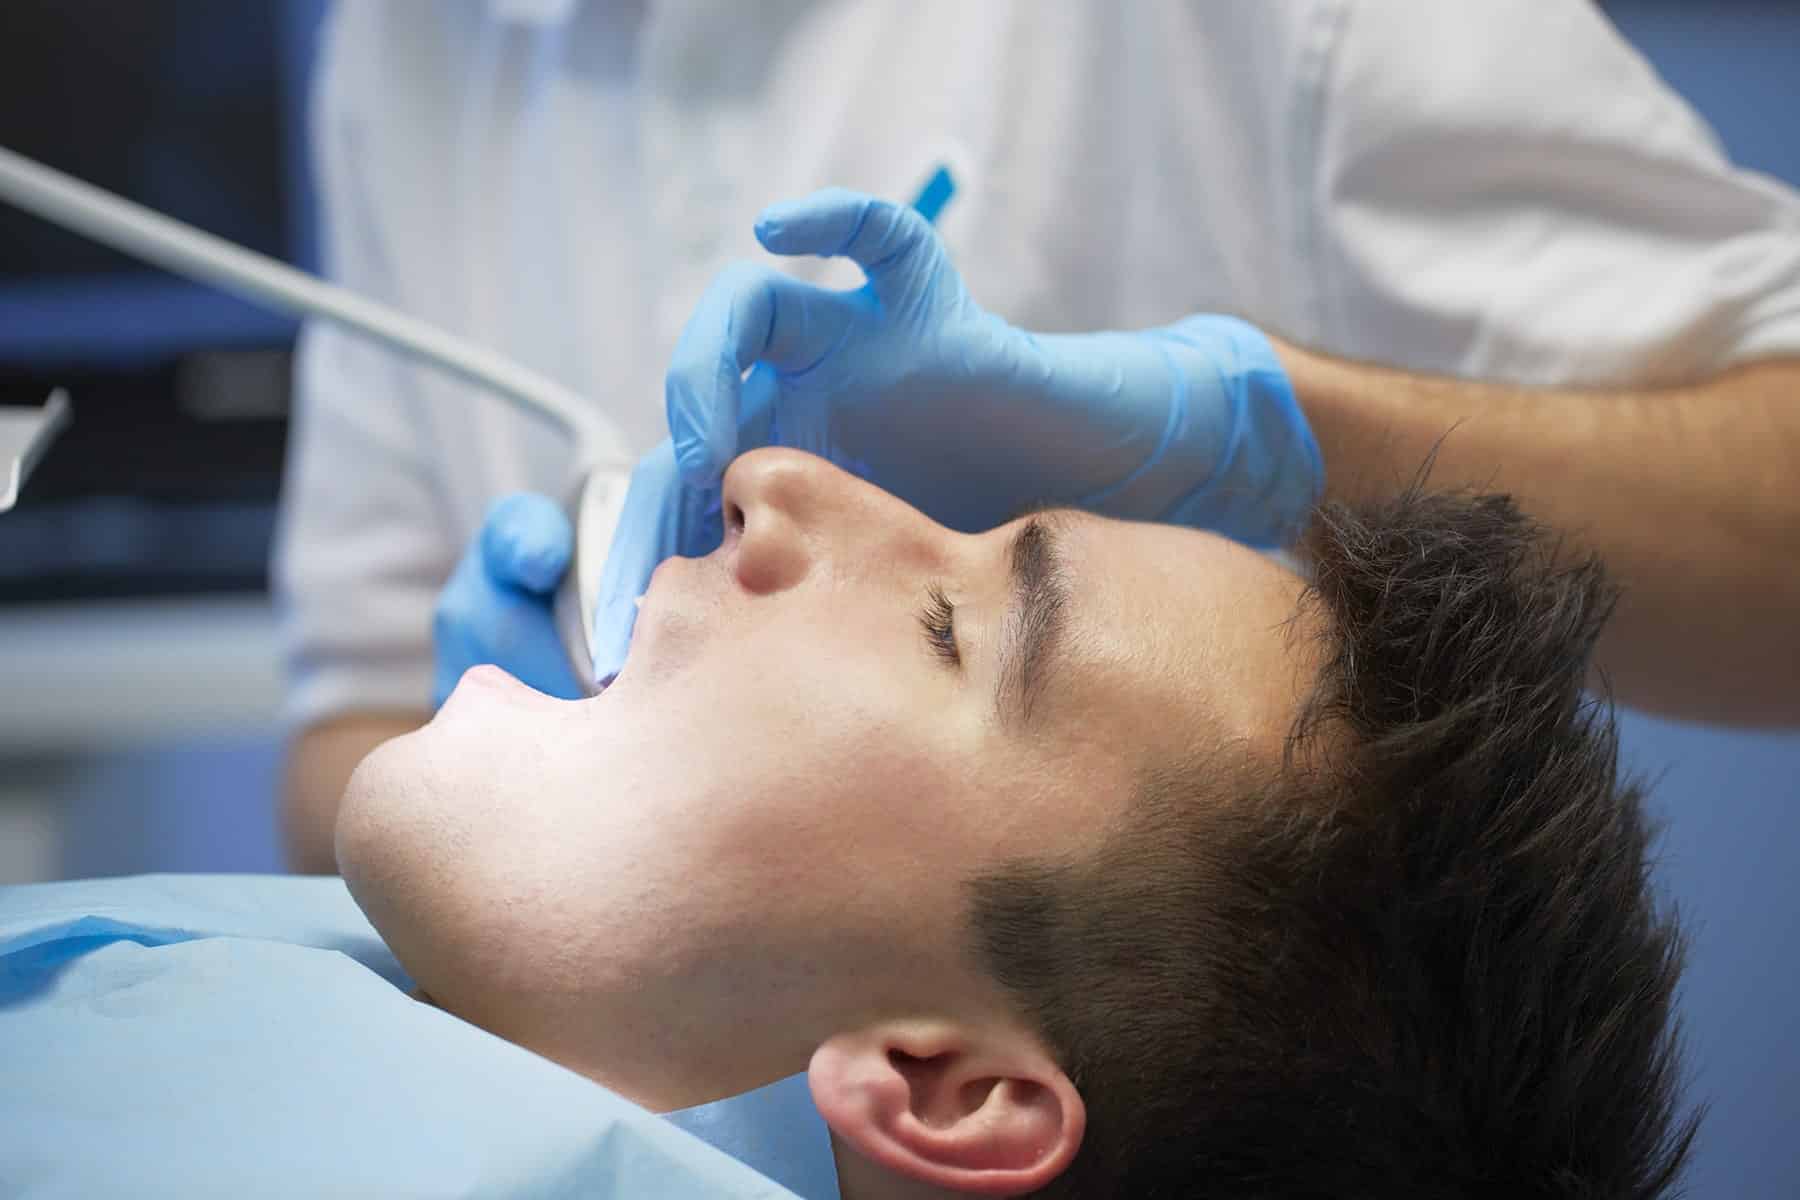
[
  {"left": 1159, "top": 316, "right": 1324, "bottom": 548},
  {"left": 1263, "top": 334, "right": 1398, "bottom": 512}
]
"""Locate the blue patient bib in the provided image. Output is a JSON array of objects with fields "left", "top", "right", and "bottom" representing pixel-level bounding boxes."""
[
  {"left": 0, "top": 874, "right": 815, "bottom": 1199},
  {"left": 667, "top": 1073, "right": 841, "bottom": 1200}
]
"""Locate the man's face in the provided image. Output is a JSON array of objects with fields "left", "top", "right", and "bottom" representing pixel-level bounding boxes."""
[{"left": 337, "top": 449, "right": 1314, "bottom": 1108}]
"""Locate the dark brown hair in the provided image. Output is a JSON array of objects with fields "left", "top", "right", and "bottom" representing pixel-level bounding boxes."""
[{"left": 969, "top": 484, "right": 1699, "bottom": 1198}]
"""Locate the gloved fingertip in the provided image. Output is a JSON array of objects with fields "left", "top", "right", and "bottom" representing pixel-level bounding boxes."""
[
  {"left": 751, "top": 212, "right": 784, "bottom": 250},
  {"left": 482, "top": 493, "right": 572, "bottom": 593},
  {"left": 754, "top": 188, "right": 865, "bottom": 254},
  {"left": 507, "top": 538, "right": 572, "bottom": 594}
]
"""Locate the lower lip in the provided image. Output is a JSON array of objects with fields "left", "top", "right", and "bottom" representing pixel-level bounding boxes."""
[
  {"left": 447, "top": 664, "right": 570, "bottom": 712},
  {"left": 459, "top": 663, "right": 525, "bottom": 690}
]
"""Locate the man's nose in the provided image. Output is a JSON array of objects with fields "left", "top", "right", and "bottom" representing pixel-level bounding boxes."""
[{"left": 720, "top": 448, "right": 942, "bottom": 595}]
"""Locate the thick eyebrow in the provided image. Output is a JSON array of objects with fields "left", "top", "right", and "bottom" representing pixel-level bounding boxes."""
[{"left": 995, "top": 512, "right": 1073, "bottom": 728}]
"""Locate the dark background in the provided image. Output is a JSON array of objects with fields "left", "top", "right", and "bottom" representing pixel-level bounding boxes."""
[{"left": 0, "top": 0, "right": 321, "bottom": 602}]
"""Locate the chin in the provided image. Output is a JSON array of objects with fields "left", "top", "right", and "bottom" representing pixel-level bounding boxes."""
[
  {"left": 335, "top": 737, "right": 476, "bottom": 1012},
  {"left": 334, "top": 724, "right": 563, "bottom": 1007},
  {"left": 335, "top": 742, "right": 398, "bottom": 906},
  {"left": 334, "top": 729, "right": 446, "bottom": 942}
]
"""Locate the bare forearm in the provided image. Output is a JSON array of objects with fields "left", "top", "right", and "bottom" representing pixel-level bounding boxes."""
[
  {"left": 1275, "top": 340, "right": 1800, "bottom": 726},
  {"left": 282, "top": 712, "right": 428, "bottom": 873}
]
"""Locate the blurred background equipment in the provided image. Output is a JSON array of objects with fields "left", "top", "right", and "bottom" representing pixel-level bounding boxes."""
[
  {"left": 1, "top": 390, "right": 70, "bottom": 511},
  {"left": 0, "top": 3, "right": 1794, "bottom": 1195},
  {"left": 0, "top": 0, "right": 325, "bottom": 881}
]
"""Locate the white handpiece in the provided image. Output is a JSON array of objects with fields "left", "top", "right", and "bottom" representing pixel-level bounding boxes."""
[
  {"left": 0, "top": 143, "right": 627, "bottom": 691},
  {"left": 551, "top": 467, "right": 633, "bottom": 691}
]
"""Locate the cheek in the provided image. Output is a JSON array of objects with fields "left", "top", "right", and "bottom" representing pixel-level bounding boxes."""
[{"left": 657, "top": 640, "right": 984, "bottom": 893}]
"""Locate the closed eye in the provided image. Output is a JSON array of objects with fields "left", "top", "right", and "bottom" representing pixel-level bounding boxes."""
[{"left": 919, "top": 583, "right": 961, "bottom": 668}]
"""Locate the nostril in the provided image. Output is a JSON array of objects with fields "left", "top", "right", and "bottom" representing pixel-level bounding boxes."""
[{"left": 727, "top": 502, "right": 746, "bottom": 532}]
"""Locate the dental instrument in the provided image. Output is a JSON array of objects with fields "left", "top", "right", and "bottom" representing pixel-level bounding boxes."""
[{"left": 0, "top": 143, "right": 630, "bottom": 691}]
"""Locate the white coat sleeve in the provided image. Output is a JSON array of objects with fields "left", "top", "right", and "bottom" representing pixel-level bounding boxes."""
[
  {"left": 271, "top": 8, "right": 453, "bottom": 728},
  {"left": 1306, "top": 0, "right": 1800, "bottom": 386}
]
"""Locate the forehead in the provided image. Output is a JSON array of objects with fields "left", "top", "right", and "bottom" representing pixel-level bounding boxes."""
[{"left": 1047, "top": 515, "right": 1319, "bottom": 763}]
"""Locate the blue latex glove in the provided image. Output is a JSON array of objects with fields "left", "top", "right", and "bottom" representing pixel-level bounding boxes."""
[
  {"left": 667, "top": 187, "right": 1322, "bottom": 538},
  {"left": 433, "top": 493, "right": 585, "bottom": 704}
]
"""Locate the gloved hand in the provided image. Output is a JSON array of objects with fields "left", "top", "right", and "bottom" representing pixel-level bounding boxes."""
[
  {"left": 665, "top": 186, "right": 1322, "bottom": 540},
  {"left": 433, "top": 492, "right": 585, "bottom": 705}
]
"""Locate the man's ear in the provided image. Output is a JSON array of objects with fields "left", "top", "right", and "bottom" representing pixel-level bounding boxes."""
[{"left": 808, "top": 1022, "right": 1084, "bottom": 1197}]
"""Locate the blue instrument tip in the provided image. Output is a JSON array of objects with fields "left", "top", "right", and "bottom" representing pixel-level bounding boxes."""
[{"left": 910, "top": 164, "right": 957, "bottom": 225}]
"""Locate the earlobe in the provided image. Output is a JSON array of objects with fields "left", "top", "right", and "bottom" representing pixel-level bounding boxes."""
[{"left": 809, "top": 1025, "right": 1084, "bottom": 1197}]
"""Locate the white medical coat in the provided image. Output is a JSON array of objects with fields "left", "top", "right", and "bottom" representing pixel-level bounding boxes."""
[{"left": 276, "top": 0, "right": 1800, "bottom": 726}]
